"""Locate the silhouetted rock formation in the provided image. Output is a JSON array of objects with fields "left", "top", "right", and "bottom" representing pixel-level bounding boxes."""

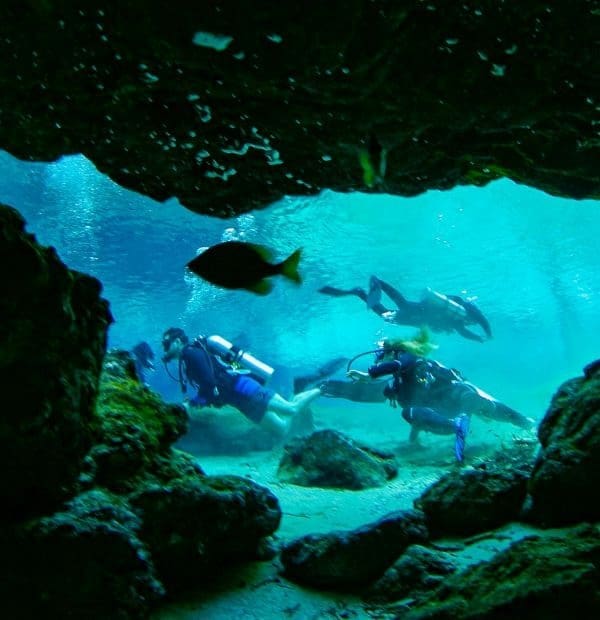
[
  {"left": 0, "top": 1, "right": 597, "bottom": 217},
  {"left": 0, "top": 209, "right": 283, "bottom": 618},
  {"left": 527, "top": 361, "right": 600, "bottom": 525},
  {"left": 0, "top": 204, "right": 112, "bottom": 520}
]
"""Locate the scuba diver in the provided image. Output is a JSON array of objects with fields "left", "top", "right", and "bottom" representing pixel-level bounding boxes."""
[
  {"left": 319, "top": 276, "right": 492, "bottom": 343},
  {"left": 161, "top": 328, "right": 322, "bottom": 439},
  {"left": 321, "top": 330, "right": 534, "bottom": 462},
  {"left": 131, "top": 341, "right": 155, "bottom": 385}
]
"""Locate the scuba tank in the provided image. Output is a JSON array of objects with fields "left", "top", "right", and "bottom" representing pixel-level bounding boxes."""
[
  {"left": 423, "top": 288, "right": 467, "bottom": 320},
  {"left": 205, "top": 335, "right": 274, "bottom": 385}
]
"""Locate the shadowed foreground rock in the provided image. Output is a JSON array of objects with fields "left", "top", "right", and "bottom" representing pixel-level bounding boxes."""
[
  {"left": 0, "top": 1, "right": 597, "bottom": 217},
  {"left": 0, "top": 215, "right": 283, "bottom": 618},
  {"left": 280, "top": 509, "right": 428, "bottom": 589},
  {"left": 415, "top": 464, "right": 530, "bottom": 538},
  {"left": 0, "top": 204, "right": 112, "bottom": 519},
  {"left": 403, "top": 524, "right": 600, "bottom": 619},
  {"left": 527, "top": 360, "right": 600, "bottom": 526}
]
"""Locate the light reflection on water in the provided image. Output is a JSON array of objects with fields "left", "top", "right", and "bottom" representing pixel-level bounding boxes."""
[{"left": 0, "top": 150, "right": 598, "bottom": 419}]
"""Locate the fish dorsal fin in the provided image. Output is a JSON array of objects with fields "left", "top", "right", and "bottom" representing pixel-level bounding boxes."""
[{"left": 248, "top": 243, "right": 273, "bottom": 262}]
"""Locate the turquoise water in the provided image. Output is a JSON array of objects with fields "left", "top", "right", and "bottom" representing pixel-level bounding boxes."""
[{"left": 1, "top": 150, "right": 598, "bottom": 421}]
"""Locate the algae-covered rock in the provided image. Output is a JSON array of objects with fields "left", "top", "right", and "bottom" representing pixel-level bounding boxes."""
[
  {"left": 367, "top": 544, "right": 457, "bottom": 603},
  {"left": 81, "top": 349, "right": 189, "bottom": 492}
]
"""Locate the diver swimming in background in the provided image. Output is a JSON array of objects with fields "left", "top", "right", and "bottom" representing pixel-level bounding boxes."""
[{"left": 319, "top": 275, "right": 492, "bottom": 343}]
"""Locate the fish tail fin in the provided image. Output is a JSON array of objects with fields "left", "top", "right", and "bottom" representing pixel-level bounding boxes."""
[{"left": 279, "top": 248, "right": 302, "bottom": 284}]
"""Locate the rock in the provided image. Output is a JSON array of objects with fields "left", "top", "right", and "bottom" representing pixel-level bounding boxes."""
[
  {"left": 0, "top": 204, "right": 112, "bottom": 520},
  {"left": 277, "top": 429, "right": 398, "bottom": 490},
  {"left": 527, "top": 363, "right": 600, "bottom": 525},
  {"left": 367, "top": 544, "right": 457, "bottom": 603},
  {"left": 129, "top": 474, "right": 281, "bottom": 591},
  {"left": 0, "top": 2, "right": 597, "bottom": 216},
  {"left": 403, "top": 524, "right": 600, "bottom": 619},
  {"left": 82, "top": 354, "right": 190, "bottom": 492},
  {"left": 0, "top": 489, "right": 163, "bottom": 619},
  {"left": 415, "top": 465, "right": 529, "bottom": 538},
  {"left": 280, "top": 509, "right": 428, "bottom": 589}
]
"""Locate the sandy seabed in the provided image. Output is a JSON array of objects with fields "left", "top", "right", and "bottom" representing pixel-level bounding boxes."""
[{"left": 155, "top": 400, "right": 538, "bottom": 620}]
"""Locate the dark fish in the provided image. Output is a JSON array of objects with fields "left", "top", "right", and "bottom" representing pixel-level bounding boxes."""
[{"left": 187, "top": 241, "right": 302, "bottom": 295}]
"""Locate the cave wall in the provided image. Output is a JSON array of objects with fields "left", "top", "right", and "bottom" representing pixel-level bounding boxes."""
[{"left": 0, "top": 0, "right": 597, "bottom": 217}]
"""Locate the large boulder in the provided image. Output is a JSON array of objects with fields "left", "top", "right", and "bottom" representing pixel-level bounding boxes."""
[
  {"left": 277, "top": 429, "right": 398, "bottom": 490},
  {"left": 527, "top": 361, "right": 600, "bottom": 526},
  {"left": 0, "top": 204, "right": 112, "bottom": 520},
  {"left": 414, "top": 464, "right": 530, "bottom": 538},
  {"left": 129, "top": 474, "right": 281, "bottom": 591},
  {"left": 280, "top": 509, "right": 428, "bottom": 589}
]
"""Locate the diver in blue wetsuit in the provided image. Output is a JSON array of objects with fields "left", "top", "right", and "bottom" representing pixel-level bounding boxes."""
[
  {"left": 161, "top": 328, "right": 322, "bottom": 438},
  {"left": 320, "top": 276, "right": 492, "bottom": 343}
]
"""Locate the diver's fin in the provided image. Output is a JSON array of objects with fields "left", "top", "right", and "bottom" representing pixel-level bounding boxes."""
[{"left": 319, "top": 286, "right": 352, "bottom": 297}]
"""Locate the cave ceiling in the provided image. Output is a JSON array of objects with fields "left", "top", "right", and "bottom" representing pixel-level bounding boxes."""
[{"left": 0, "top": 1, "right": 597, "bottom": 217}]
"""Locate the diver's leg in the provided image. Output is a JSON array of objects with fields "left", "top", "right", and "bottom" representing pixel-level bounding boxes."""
[
  {"left": 462, "top": 301, "right": 493, "bottom": 339},
  {"left": 290, "top": 388, "right": 322, "bottom": 413},
  {"left": 258, "top": 410, "right": 288, "bottom": 438},
  {"left": 375, "top": 277, "right": 409, "bottom": 308},
  {"left": 457, "top": 384, "right": 534, "bottom": 429},
  {"left": 320, "top": 379, "right": 386, "bottom": 402},
  {"left": 403, "top": 407, "right": 470, "bottom": 462},
  {"left": 402, "top": 406, "right": 456, "bottom": 435}
]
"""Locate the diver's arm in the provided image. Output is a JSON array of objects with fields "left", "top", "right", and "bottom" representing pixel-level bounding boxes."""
[
  {"left": 347, "top": 360, "right": 402, "bottom": 382},
  {"left": 376, "top": 278, "right": 408, "bottom": 308}
]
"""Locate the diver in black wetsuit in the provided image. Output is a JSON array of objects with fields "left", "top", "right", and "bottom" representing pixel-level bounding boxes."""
[
  {"left": 321, "top": 335, "right": 534, "bottom": 461},
  {"left": 319, "top": 276, "right": 492, "bottom": 343}
]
